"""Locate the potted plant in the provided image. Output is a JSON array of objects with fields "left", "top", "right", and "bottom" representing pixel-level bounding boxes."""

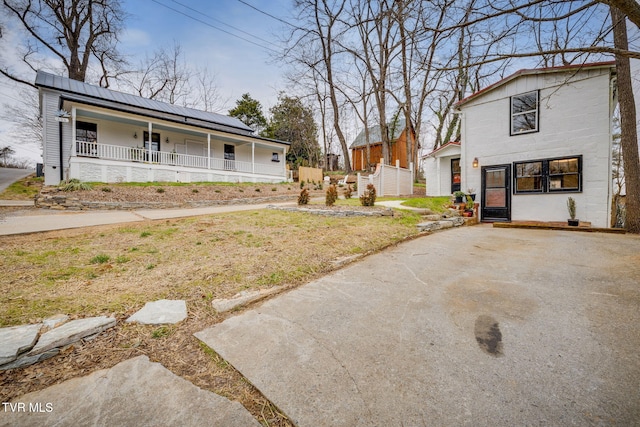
[
  {"left": 467, "top": 188, "right": 476, "bottom": 201},
  {"left": 567, "top": 197, "right": 579, "bottom": 226},
  {"left": 454, "top": 190, "right": 465, "bottom": 203},
  {"left": 463, "top": 195, "right": 474, "bottom": 217}
]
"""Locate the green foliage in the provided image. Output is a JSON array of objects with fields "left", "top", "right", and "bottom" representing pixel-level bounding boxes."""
[
  {"left": 360, "top": 184, "right": 377, "bottom": 206},
  {"left": 156, "top": 187, "right": 165, "bottom": 193},
  {"left": 140, "top": 231, "right": 151, "bottom": 238},
  {"left": 90, "top": 254, "right": 110, "bottom": 264},
  {"left": 59, "top": 179, "right": 92, "bottom": 191},
  {"left": 567, "top": 197, "right": 577, "bottom": 219},
  {"left": 101, "top": 187, "right": 112, "bottom": 192},
  {"left": 466, "top": 195, "right": 474, "bottom": 211},
  {"left": 326, "top": 185, "right": 338, "bottom": 206},
  {"left": 228, "top": 93, "right": 267, "bottom": 133},
  {"left": 262, "top": 93, "right": 320, "bottom": 169},
  {"left": 298, "top": 188, "right": 310, "bottom": 205},
  {"left": 192, "top": 188, "right": 199, "bottom": 193}
]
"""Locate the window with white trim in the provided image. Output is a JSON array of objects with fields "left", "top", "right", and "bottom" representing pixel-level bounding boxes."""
[{"left": 511, "top": 91, "right": 539, "bottom": 135}]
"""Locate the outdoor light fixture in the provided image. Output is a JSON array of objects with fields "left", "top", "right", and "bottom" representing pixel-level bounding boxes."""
[
  {"left": 165, "top": 137, "right": 170, "bottom": 144},
  {"left": 133, "top": 132, "right": 138, "bottom": 139},
  {"left": 472, "top": 157, "right": 479, "bottom": 168}
]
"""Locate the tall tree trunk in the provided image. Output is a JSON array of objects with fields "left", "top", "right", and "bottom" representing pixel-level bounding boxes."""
[{"left": 611, "top": 6, "right": 640, "bottom": 233}]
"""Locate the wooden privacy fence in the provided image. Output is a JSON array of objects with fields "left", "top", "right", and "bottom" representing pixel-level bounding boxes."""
[
  {"left": 357, "top": 159, "right": 413, "bottom": 197},
  {"left": 298, "top": 166, "right": 323, "bottom": 183}
]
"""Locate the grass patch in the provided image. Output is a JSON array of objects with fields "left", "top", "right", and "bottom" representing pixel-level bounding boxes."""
[
  {"left": 89, "top": 254, "right": 111, "bottom": 264},
  {"left": 0, "top": 174, "right": 43, "bottom": 200},
  {"left": 400, "top": 196, "right": 450, "bottom": 213},
  {"left": 0, "top": 209, "right": 422, "bottom": 326}
]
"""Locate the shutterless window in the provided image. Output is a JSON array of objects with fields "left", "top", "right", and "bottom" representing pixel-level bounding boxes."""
[
  {"left": 549, "top": 157, "right": 580, "bottom": 191},
  {"left": 513, "top": 156, "right": 581, "bottom": 194},
  {"left": 76, "top": 121, "right": 97, "bottom": 142},
  {"left": 511, "top": 91, "right": 539, "bottom": 135},
  {"left": 515, "top": 161, "right": 543, "bottom": 193}
]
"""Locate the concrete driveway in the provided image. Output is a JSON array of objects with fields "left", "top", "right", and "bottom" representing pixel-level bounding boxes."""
[{"left": 197, "top": 226, "right": 640, "bottom": 426}]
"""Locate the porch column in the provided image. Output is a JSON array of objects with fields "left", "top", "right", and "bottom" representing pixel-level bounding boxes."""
[
  {"left": 147, "top": 122, "right": 152, "bottom": 163},
  {"left": 436, "top": 157, "right": 441, "bottom": 196},
  {"left": 207, "top": 134, "right": 211, "bottom": 169},
  {"left": 71, "top": 106, "right": 76, "bottom": 156},
  {"left": 251, "top": 142, "right": 255, "bottom": 174}
]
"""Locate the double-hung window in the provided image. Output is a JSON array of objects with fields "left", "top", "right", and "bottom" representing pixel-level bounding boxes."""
[
  {"left": 514, "top": 156, "right": 582, "bottom": 194},
  {"left": 511, "top": 91, "right": 539, "bottom": 135}
]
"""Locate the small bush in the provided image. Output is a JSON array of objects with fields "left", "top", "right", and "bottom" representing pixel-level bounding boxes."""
[
  {"left": 192, "top": 189, "right": 199, "bottom": 193},
  {"left": 326, "top": 185, "right": 338, "bottom": 206},
  {"left": 272, "top": 187, "right": 277, "bottom": 191},
  {"left": 140, "top": 231, "right": 151, "bottom": 238},
  {"left": 156, "top": 187, "right": 165, "bottom": 193},
  {"left": 360, "top": 184, "right": 376, "bottom": 207},
  {"left": 344, "top": 184, "right": 353, "bottom": 199},
  {"left": 300, "top": 180, "right": 305, "bottom": 189},
  {"left": 298, "top": 188, "right": 310, "bottom": 205},
  {"left": 59, "top": 179, "right": 92, "bottom": 191},
  {"left": 255, "top": 188, "right": 261, "bottom": 192},
  {"left": 101, "top": 187, "right": 112, "bottom": 192}
]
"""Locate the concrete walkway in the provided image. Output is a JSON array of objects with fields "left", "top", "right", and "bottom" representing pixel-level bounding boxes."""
[
  {"left": 196, "top": 226, "right": 640, "bottom": 426},
  {"left": 0, "top": 202, "right": 289, "bottom": 236}
]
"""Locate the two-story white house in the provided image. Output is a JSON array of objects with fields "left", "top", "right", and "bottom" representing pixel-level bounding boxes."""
[
  {"left": 424, "top": 61, "right": 617, "bottom": 228},
  {"left": 36, "top": 71, "right": 290, "bottom": 186}
]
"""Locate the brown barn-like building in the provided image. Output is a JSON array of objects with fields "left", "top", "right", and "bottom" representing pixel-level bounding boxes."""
[{"left": 350, "top": 121, "right": 414, "bottom": 170}]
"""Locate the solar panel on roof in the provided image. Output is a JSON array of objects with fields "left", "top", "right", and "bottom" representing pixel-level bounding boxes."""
[{"left": 34, "top": 71, "right": 252, "bottom": 133}]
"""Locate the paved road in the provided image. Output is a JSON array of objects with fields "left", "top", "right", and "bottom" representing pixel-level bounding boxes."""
[{"left": 0, "top": 168, "right": 34, "bottom": 193}]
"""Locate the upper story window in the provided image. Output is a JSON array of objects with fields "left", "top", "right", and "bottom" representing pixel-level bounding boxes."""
[{"left": 511, "top": 91, "right": 539, "bottom": 135}]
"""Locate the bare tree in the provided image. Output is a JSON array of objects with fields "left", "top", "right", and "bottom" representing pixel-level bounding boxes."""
[
  {"left": 1, "top": 0, "right": 126, "bottom": 86},
  {"left": 116, "top": 42, "right": 223, "bottom": 112},
  {"left": 610, "top": 5, "right": 640, "bottom": 233}
]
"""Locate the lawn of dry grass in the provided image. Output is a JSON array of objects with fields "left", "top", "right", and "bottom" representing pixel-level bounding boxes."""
[{"left": 0, "top": 207, "right": 424, "bottom": 426}]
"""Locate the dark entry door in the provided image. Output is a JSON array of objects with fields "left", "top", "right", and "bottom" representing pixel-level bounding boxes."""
[
  {"left": 481, "top": 165, "right": 511, "bottom": 222},
  {"left": 451, "top": 158, "right": 461, "bottom": 193}
]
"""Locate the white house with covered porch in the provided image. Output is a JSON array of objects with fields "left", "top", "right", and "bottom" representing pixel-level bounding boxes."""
[{"left": 36, "top": 71, "right": 290, "bottom": 186}]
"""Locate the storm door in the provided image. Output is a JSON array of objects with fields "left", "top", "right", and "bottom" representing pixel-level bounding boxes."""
[{"left": 481, "top": 165, "right": 511, "bottom": 222}]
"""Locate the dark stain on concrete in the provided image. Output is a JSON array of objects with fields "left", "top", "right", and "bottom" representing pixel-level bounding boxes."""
[{"left": 474, "top": 315, "right": 503, "bottom": 356}]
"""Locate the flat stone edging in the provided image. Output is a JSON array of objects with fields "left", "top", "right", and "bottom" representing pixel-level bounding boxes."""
[
  {"left": 34, "top": 192, "right": 300, "bottom": 211},
  {"left": 267, "top": 205, "right": 393, "bottom": 217}
]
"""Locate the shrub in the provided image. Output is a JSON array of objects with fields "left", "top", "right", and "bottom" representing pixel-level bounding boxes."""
[
  {"left": 156, "top": 187, "right": 165, "bottom": 193},
  {"left": 59, "top": 179, "right": 92, "bottom": 191},
  {"left": 300, "top": 180, "right": 305, "bottom": 189},
  {"left": 192, "top": 189, "right": 199, "bottom": 193},
  {"left": 298, "top": 188, "right": 310, "bottom": 205},
  {"left": 344, "top": 184, "right": 353, "bottom": 199},
  {"left": 101, "top": 187, "right": 112, "bottom": 192},
  {"left": 325, "top": 185, "right": 338, "bottom": 206},
  {"left": 359, "top": 184, "right": 376, "bottom": 207}
]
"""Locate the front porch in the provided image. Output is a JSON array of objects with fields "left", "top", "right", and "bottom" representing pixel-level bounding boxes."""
[{"left": 73, "top": 141, "right": 288, "bottom": 183}]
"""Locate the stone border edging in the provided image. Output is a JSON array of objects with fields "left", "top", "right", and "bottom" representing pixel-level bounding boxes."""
[{"left": 267, "top": 205, "right": 393, "bottom": 217}]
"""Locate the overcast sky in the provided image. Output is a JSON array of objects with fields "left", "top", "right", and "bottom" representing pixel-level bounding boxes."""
[{"left": 0, "top": 0, "right": 293, "bottom": 164}]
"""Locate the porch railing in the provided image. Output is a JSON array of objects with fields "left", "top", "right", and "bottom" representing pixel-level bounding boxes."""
[{"left": 76, "top": 141, "right": 285, "bottom": 177}]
